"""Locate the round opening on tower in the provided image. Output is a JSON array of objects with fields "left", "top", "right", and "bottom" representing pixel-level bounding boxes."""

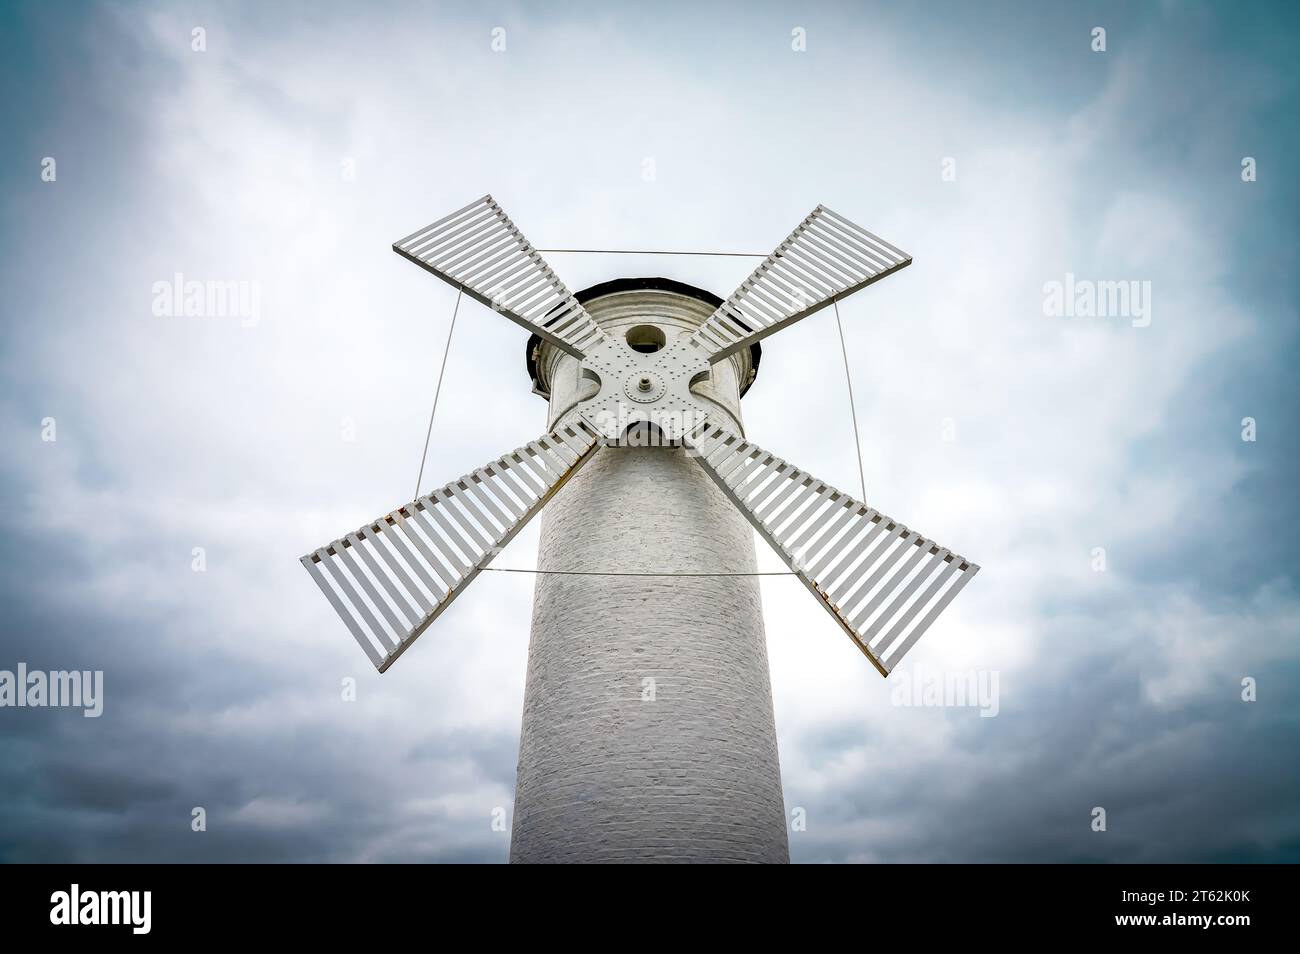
[{"left": 625, "top": 324, "right": 666, "bottom": 353}]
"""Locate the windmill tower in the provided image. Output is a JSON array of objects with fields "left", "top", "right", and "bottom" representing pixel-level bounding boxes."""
[{"left": 300, "top": 196, "right": 980, "bottom": 863}]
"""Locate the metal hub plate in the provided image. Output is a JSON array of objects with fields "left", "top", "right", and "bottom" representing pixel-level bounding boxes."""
[{"left": 577, "top": 336, "right": 714, "bottom": 443}]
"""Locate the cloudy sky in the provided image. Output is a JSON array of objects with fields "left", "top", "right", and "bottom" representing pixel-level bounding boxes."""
[{"left": 2, "top": 0, "right": 1297, "bottom": 862}]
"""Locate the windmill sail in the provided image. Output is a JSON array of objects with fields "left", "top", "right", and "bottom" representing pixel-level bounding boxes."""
[
  {"left": 301, "top": 421, "right": 601, "bottom": 672},
  {"left": 688, "top": 205, "right": 911, "bottom": 363},
  {"left": 394, "top": 195, "right": 611, "bottom": 358},
  {"left": 686, "top": 422, "right": 977, "bottom": 675}
]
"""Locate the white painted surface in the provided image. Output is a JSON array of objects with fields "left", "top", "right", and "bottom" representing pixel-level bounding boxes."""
[{"left": 510, "top": 287, "right": 789, "bottom": 863}]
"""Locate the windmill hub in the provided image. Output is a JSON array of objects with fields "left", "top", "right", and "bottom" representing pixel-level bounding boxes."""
[
  {"left": 576, "top": 335, "right": 713, "bottom": 442},
  {"left": 624, "top": 369, "right": 663, "bottom": 403}
]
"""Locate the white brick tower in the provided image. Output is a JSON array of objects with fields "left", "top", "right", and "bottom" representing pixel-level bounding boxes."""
[{"left": 510, "top": 280, "right": 789, "bottom": 863}]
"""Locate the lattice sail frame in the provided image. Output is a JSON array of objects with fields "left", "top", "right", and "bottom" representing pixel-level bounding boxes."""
[
  {"left": 301, "top": 422, "right": 600, "bottom": 672},
  {"left": 393, "top": 195, "right": 611, "bottom": 358},
  {"left": 302, "top": 195, "right": 974, "bottom": 676},
  {"left": 682, "top": 204, "right": 912, "bottom": 363},
  {"left": 684, "top": 422, "right": 978, "bottom": 675}
]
